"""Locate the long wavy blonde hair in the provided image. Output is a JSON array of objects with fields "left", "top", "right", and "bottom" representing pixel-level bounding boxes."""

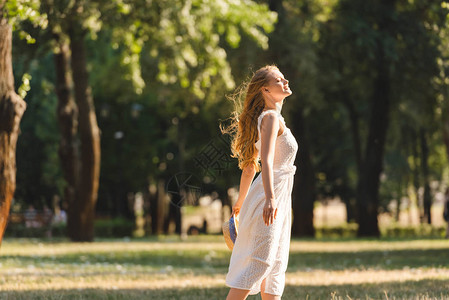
[{"left": 220, "top": 65, "right": 279, "bottom": 172}]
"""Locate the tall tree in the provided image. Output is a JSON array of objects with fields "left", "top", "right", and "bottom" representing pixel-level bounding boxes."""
[
  {"left": 40, "top": 0, "right": 101, "bottom": 241},
  {"left": 66, "top": 17, "right": 101, "bottom": 241},
  {"left": 53, "top": 35, "right": 79, "bottom": 232},
  {"left": 353, "top": 0, "right": 444, "bottom": 235},
  {"left": 0, "top": 1, "right": 27, "bottom": 244},
  {"left": 435, "top": 4, "right": 449, "bottom": 179},
  {"left": 420, "top": 128, "right": 432, "bottom": 224},
  {"left": 319, "top": 0, "right": 444, "bottom": 236}
]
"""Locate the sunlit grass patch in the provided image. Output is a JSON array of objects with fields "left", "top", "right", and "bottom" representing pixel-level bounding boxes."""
[{"left": 1, "top": 236, "right": 448, "bottom": 299}]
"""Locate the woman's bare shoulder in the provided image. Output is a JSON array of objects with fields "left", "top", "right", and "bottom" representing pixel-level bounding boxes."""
[{"left": 260, "top": 111, "right": 279, "bottom": 129}]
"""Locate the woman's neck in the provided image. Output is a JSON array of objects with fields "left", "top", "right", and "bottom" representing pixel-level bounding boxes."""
[{"left": 263, "top": 102, "right": 283, "bottom": 113}]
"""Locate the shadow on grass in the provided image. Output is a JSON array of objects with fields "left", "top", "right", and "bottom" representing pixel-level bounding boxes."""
[
  {"left": 2, "top": 279, "right": 449, "bottom": 300},
  {"left": 0, "top": 249, "right": 231, "bottom": 272},
  {"left": 2, "top": 247, "right": 448, "bottom": 274},
  {"left": 288, "top": 248, "right": 449, "bottom": 271}
]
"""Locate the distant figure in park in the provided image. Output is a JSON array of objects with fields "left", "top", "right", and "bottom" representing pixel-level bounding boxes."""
[
  {"left": 52, "top": 201, "right": 67, "bottom": 225},
  {"left": 42, "top": 205, "right": 53, "bottom": 238},
  {"left": 42, "top": 205, "right": 53, "bottom": 225},
  {"left": 24, "top": 205, "right": 39, "bottom": 228},
  {"left": 221, "top": 65, "right": 297, "bottom": 300},
  {"left": 444, "top": 188, "right": 449, "bottom": 239}
]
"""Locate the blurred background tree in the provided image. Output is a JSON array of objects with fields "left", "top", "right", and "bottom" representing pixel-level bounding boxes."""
[
  {"left": 317, "top": 0, "right": 447, "bottom": 236},
  {"left": 0, "top": 0, "right": 44, "bottom": 244}
]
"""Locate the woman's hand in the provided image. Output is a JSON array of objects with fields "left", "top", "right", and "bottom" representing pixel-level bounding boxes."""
[
  {"left": 263, "top": 198, "right": 277, "bottom": 226},
  {"left": 232, "top": 202, "right": 242, "bottom": 216}
]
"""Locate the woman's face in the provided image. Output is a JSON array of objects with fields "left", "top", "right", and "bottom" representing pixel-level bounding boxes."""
[{"left": 263, "top": 70, "right": 292, "bottom": 101}]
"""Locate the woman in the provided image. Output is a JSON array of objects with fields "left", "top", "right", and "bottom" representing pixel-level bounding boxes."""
[{"left": 221, "top": 65, "right": 298, "bottom": 299}]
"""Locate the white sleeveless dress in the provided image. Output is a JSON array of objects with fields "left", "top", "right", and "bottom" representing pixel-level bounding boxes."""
[{"left": 225, "top": 110, "right": 298, "bottom": 296}]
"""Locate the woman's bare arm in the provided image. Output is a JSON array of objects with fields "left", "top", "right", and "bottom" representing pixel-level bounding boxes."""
[
  {"left": 232, "top": 163, "right": 257, "bottom": 215},
  {"left": 260, "top": 112, "right": 279, "bottom": 226}
]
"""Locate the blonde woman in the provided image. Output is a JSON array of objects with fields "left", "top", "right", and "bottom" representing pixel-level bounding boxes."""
[{"left": 221, "top": 65, "right": 298, "bottom": 300}]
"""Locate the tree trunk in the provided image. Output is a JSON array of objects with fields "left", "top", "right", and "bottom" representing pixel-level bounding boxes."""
[
  {"left": 356, "top": 52, "right": 390, "bottom": 237},
  {"left": 394, "top": 181, "right": 402, "bottom": 222},
  {"left": 344, "top": 197, "right": 356, "bottom": 223},
  {"left": 154, "top": 179, "right": 167, "bottom": 235},
  {"left": 170, "top": 119, "right": 186, "bottom": 235},
  {"left": 67, "top": 25, "right": 101, "bottom": 242},
  {"left": 339, "top": 181, "right": 356, "bottom": 223},
  {"left": 343, "top": 98, "right": 362, "bottom": 174},
  {"left": 420, "top": 127, "right": 431, "bottom": 224},
  {"left": 291, "top": 106, "right": 316, "bottom": 237},
  {"left": 341, "top": 98, "right": 361, "bottom": 224},
  {"left": 164, "top": 195, "right": 182, "bottom": 235},
  {"left": 150, "top": 178, "right": 169, "bottom": 235},
  {"left": 443, "top": 118, "right": 449, "bottom": 162},
  {"left": 53, "top": 36, "right": 79, "bottom": 228},
  {"left": 0, "top": 18, "right": 27, "bottom": 244},
  {"left": 164, "top": 119, "right": 186, "bottom": 235},
  {"left": 409, "top": 127, "right": 422, "bottom": 222}
]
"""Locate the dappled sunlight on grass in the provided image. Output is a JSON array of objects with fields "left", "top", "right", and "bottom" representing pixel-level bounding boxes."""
[
  {"left": 289, "top": 238, "right": 449, "bottom": 252},
  {"left": 1, "top": 236, "right": 448, "bottom": 299}
]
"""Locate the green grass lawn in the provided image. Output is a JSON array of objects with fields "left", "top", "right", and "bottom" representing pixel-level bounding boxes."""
[{"left": 1, "top": 236, "right": 449, "bottom": 299}]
